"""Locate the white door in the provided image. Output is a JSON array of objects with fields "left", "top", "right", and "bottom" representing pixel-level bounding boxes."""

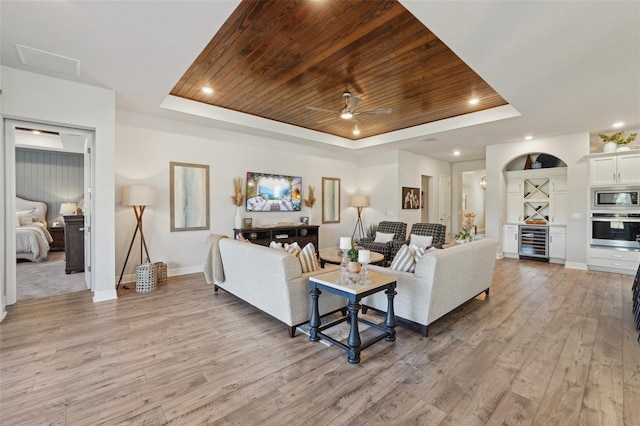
[
  {"left": 438, "top": 175, "right": 451, "bottom": 238},
  {"left": 421, "top": 175, "right": 429, "bottom": 222}
]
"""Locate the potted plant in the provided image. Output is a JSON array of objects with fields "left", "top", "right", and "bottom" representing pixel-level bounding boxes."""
[
  {"left": 599, "top": 131, "right": 637, "bottom": 152},
  {"left": 347, "top": 243, "right": 361, "bottom": 273},
  {"left": 454, "top": 230, "right": 472, "bottom": 244}
]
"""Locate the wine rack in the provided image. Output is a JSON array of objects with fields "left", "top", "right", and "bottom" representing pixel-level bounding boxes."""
[{"left": 523, "top": 177, "right": 549, "bottom": 224}]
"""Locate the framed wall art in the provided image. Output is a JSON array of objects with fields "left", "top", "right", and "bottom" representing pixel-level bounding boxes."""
[
  {"left": 402, "top": 186, "right": 420, "bottom": 209},
  {"left": 322, "top": 177, "right": 341, "bottom": 223},
  {"left": 170, "top": 161, "right": 210, "bottom": 232}
]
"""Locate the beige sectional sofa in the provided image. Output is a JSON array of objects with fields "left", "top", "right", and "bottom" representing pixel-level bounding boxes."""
[
  {"left": 363, "top": 238, "right": 499, "bottom": 337},
  {"left": 205, "top": 237, "right": 346, "bottom": 337}
]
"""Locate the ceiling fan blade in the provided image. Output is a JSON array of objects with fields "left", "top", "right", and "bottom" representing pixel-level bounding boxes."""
[
  {"left": 356, "top": 108, "right": 392, "bottom": 116},
  {"left": 347, "top": 96, "right": 361, "bottom": 111},
  {"left": 305, "top": 106, "right": 338, "bottom": 114},
  {"left": 352, "top": 117, "right": 362, "bottom": 125}
]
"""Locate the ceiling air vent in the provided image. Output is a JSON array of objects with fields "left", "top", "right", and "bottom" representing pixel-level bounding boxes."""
[{"left": 16, "top": 44, "right": 80, "bottom": 76}]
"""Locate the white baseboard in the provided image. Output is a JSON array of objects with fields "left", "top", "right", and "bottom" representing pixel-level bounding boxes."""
[
  {"left": 564, "top": 262, "right": 588, "bottom": 271},
  {"left": 119, "top": 265, "right": 204, "bottom": 284},
  {"left": 93, "top": 289, "right": 117, "bottom": 302}
]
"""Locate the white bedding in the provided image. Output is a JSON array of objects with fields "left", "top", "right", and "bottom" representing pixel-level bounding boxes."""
[
  {"left": 16, "top": 223, "right": 52, "bottom": 262},
  {"left": 16, "top": 197, "right": 52, "bottom": 262}
]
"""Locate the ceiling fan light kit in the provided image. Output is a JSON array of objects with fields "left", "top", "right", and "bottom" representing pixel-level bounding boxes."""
[{"left": 306, "top": 91, "right": 391, "bottom": 134}]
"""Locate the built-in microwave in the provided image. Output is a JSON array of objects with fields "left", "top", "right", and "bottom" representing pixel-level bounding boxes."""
[{"left": 592, "top": 187, "right": 640, "bottom": 209}]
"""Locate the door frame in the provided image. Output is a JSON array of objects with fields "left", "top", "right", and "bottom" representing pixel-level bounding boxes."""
[{"left": 3, "top": 119, "right": 95, "bottom": 306}]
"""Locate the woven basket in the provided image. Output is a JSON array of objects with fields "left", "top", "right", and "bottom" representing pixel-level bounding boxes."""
[
  {"left": 135, "top": 263, "right": 157, "bottom": 293},
  {"left": 154, "top": 262, "right": 167, "bottom": 286}
]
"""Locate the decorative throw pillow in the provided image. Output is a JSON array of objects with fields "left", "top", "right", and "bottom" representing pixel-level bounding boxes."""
[
  {"left": 284, "top": 242, "right": 301, "bottom": 257},
  {"left": 373, "top": 231, "right": 395, "bottom": 243},
  {"left": 410, "top": 244, "right": 427, "bottom": 263},
  {"left": 269, "top": 241, "right": 283, "bottom": 250},
  {"left": 298, "top": 242, "right": 320, "bottom": 273},
  {"left": 410, "top": 234, "right": 433, "bottom": 249},
  {"left": 19, "top": 215, "right": 34, "bottom": 226},
  {"left": 390, "top": 244, "right": 416, "bottom": 272}
]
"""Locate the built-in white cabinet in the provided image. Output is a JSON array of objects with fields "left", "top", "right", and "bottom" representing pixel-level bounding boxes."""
[
  {"left": 588, "top": 246, "right": 640, "bottom": 274},
  {"left": 549, "top": 226, "right": 566, "bottom": 262},
  {"left": 589, "top": 152, "right": 640, "bottom": 186},
  {"left": 505, "top": 168, "right": 567, "bottom": 226},
  {"left": 503, "top": 224, "right": 519, "bottom": 257}
]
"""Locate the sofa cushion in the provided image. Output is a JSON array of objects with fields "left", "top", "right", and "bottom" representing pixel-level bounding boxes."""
[
  {"left": 299, "top": 242, "right": 320, "bottom": 273},
  {"left": 410, "top": 234, "right": 433, "bottom": 248},
  {"left": 390, "top": 244, "right": 415, "bottom": 272},
  {"left": 374, "top": 231, "right": 395, "bottom": 243}
]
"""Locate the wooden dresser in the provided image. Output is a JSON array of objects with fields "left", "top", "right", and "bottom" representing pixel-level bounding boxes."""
[
  {"left": 48, "top": 226, "right": 65, "bottom": 252},
  {"left": 63, "top": 215, "right": 85, "bottom": 274}
]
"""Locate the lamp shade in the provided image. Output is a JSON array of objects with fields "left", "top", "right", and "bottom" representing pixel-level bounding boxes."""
[
  {"left": 349, "top": 195, "right": 370, "bottom": 208},
  {"left": 59, "top": 202, "right": 78, "bottom": 215},
  {"left": 122, "top": 185, "right": 156, "bottom": 206}
]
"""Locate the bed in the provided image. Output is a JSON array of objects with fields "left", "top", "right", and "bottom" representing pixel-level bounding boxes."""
[{"left": 16, "top": 196, "right": 53, "bottom": 262}]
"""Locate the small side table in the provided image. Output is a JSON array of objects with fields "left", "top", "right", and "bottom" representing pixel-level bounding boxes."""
[
  {"left": 48, "top": 226, "right": 65, "bottom": 252},
  {"left": 308, "top": 269, "right": 397, "bottom": 364}
]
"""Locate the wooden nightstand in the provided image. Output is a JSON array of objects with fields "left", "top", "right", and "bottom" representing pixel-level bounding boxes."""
[{"left": 49, "top": 226, "right": 65, "bottom": 252}]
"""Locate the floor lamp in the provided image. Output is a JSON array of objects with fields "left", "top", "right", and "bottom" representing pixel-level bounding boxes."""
[
  {"left": 117, "top": 185, "right": 156, "bottom": 289},
  {"left": 350, "top": 195, "right": 369, "bottom": 242}
]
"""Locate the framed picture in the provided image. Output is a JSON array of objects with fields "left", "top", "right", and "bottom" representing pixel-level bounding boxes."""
[
  {"left": 402, "top": 186, "right": 420, "bottom": 209},
  {"left": 322, "top": 177, "right": 341, "bottom": 223},
  {"left": 170, "top": 162, "right": 210, "bottom": 232},
  {"left": 300, "top": 216, "right": 309, "bottom": 224},
  {"left": 243, "top": 218, "right": 253, "bottom": 228}
]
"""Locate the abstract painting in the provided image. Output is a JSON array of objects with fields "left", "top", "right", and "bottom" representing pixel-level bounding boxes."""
[{"left": 170, "top": 162, "right": 210, "bottom": 231}]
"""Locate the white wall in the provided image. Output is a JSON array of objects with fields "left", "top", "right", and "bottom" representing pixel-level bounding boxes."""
[
  {"left": 356, "top": 150, "right": 399, "bottom": 234},
  {"left": 485, "top": 132, "right": 590, "bottom": 267},
  {"left": 1, "top": 66, "right": 117, "bottom": 304},
  {"left": 397, "top": 150, "right": 451, "bottom": 235},
  {"left": 452, "top": 159, "right": 486, "bottom": 236},
  {"left": 115, "top": 111, "right": 362, "bottom": 280}
]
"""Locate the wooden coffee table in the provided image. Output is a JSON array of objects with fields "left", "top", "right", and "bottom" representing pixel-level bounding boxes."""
[
  {"left": 308, "top": 269, "right": 397, "bottom": 364},
  {"left": 318, "top": 247, "right": 384, "bottom": 267}
]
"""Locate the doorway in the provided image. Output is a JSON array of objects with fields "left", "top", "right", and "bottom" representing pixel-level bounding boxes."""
[
  {"left": 4, "top": 119, "right": 94, "bottom": 305},
  {"left": 421, "top": 175, "right": 430, "bottom": 222}
]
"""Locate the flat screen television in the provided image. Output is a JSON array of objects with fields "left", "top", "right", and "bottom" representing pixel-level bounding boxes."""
[{"left": 246, "top": 171, "right": 302, "bottom": 212}]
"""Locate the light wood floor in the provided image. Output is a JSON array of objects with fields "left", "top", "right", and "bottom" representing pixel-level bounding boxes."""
[{"left": 1, "top": 258, "right": 639, "bottom": 425}]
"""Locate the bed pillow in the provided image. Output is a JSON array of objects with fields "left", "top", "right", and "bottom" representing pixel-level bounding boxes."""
[
  {"left": 298, "top": 242, "right": 320, "bottom": 273},
  {"left": 16, "top": 209, "right": 36, "bottom": 226},
  {"left": 373, "top": 232, "right": 395, "bottom": 243},
  {"left": 410, "top": 234, "right": 433, "bottom": 249}
]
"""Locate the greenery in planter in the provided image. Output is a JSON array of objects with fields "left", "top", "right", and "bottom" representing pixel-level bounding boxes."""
[
  {"left": 598, "top": 131, "right": 637, "bottom": 146},
  {"left": 454, "top": 230, "right": 472, "bottom": 241},
  {"left": 347, "top": 242, "right": 359, "bottom": 262}
]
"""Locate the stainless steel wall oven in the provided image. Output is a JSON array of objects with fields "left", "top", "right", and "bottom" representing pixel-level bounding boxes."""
[{"left": 591, "top": 212, "right": 640, "bottom": 249}]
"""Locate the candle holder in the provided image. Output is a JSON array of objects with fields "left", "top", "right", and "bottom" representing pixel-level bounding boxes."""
[
  {"left": 339, "top": 237, "right": 352, "bottom": 285},
  {"left": 357, "top": 249, "right": 371, "bottom": 285}
]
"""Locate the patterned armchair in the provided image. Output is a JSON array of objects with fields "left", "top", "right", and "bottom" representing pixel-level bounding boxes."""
[
  {"left": 357, "top": 221, "right": 407, "bottom": 264},
  {"left": 390, "top": 222, "right": 447, "bottom": 259}
]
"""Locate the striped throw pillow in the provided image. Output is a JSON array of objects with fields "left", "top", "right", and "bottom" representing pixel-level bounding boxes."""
[
  {"left": 269, "top": 241, "right": 283, "bottom": 250},
  {"left": 284, "top": 242, "right": 301, "bottom": 257},
  {"left": 390, "top": 244, "right": 416, "bottom": 272},
  {"left": 299, "top": 242, "right": 320, "bottom": 273}
]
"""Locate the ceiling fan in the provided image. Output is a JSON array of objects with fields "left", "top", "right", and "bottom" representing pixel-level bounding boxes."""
[{"left": 306, "top": 92, "right": 392, "bottom": 125}]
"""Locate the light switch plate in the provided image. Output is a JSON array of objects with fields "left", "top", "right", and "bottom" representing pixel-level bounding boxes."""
[{"left": 572, "top": 213, "right": 581, "bottom": 220}]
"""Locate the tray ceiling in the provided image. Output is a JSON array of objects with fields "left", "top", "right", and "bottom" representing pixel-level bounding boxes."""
[{"left": 170, "top": 0, "right": 508, "bottom": 140}]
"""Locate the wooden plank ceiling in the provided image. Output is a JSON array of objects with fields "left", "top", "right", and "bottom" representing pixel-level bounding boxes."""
[{"left": 170, "top": 0, "right": 508, "bottom": 140}]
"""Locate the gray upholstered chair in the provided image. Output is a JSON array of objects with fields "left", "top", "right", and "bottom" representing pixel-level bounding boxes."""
[
  {"left": 390, "top": 223, "right": 447, "bottom": 259},
  {"left": 357, "top": 221, "right": 407, "bottom": 264}
]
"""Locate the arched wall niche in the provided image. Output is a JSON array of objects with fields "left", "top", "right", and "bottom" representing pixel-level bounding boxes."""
[{"left": 505, "top": 152, "right": 568, "bottom": 172}]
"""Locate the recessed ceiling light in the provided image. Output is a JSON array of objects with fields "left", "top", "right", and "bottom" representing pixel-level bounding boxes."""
[
  {"left": 453, "top": 150, "right": 460, "bottom": 156},
  {"left": 612, "top": 121, "right": 624, "bottom": 128},
  {"left": 468, "top": 98, "right": 479, "bottom": 105},
  {"left": 524, "top": 135, "right": 533, "bottom": 140},
  {"left": 202, "top": 87, "right": 214, "bottom": 95},
  {"left": 353, "top": 127, "right": 360, "bottom": 136}
]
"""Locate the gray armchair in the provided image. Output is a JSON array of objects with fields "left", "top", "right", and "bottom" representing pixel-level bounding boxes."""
[
  {"left": 357, "top": 221, "right": 407, "bottom": 264},
  {"left": 390, "top": 222, "right": 447, "bottom": 259}
]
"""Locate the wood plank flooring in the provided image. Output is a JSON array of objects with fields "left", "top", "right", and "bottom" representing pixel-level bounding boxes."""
[{"left": 1, "top": 258, "right": 638, "bottom": 425}]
